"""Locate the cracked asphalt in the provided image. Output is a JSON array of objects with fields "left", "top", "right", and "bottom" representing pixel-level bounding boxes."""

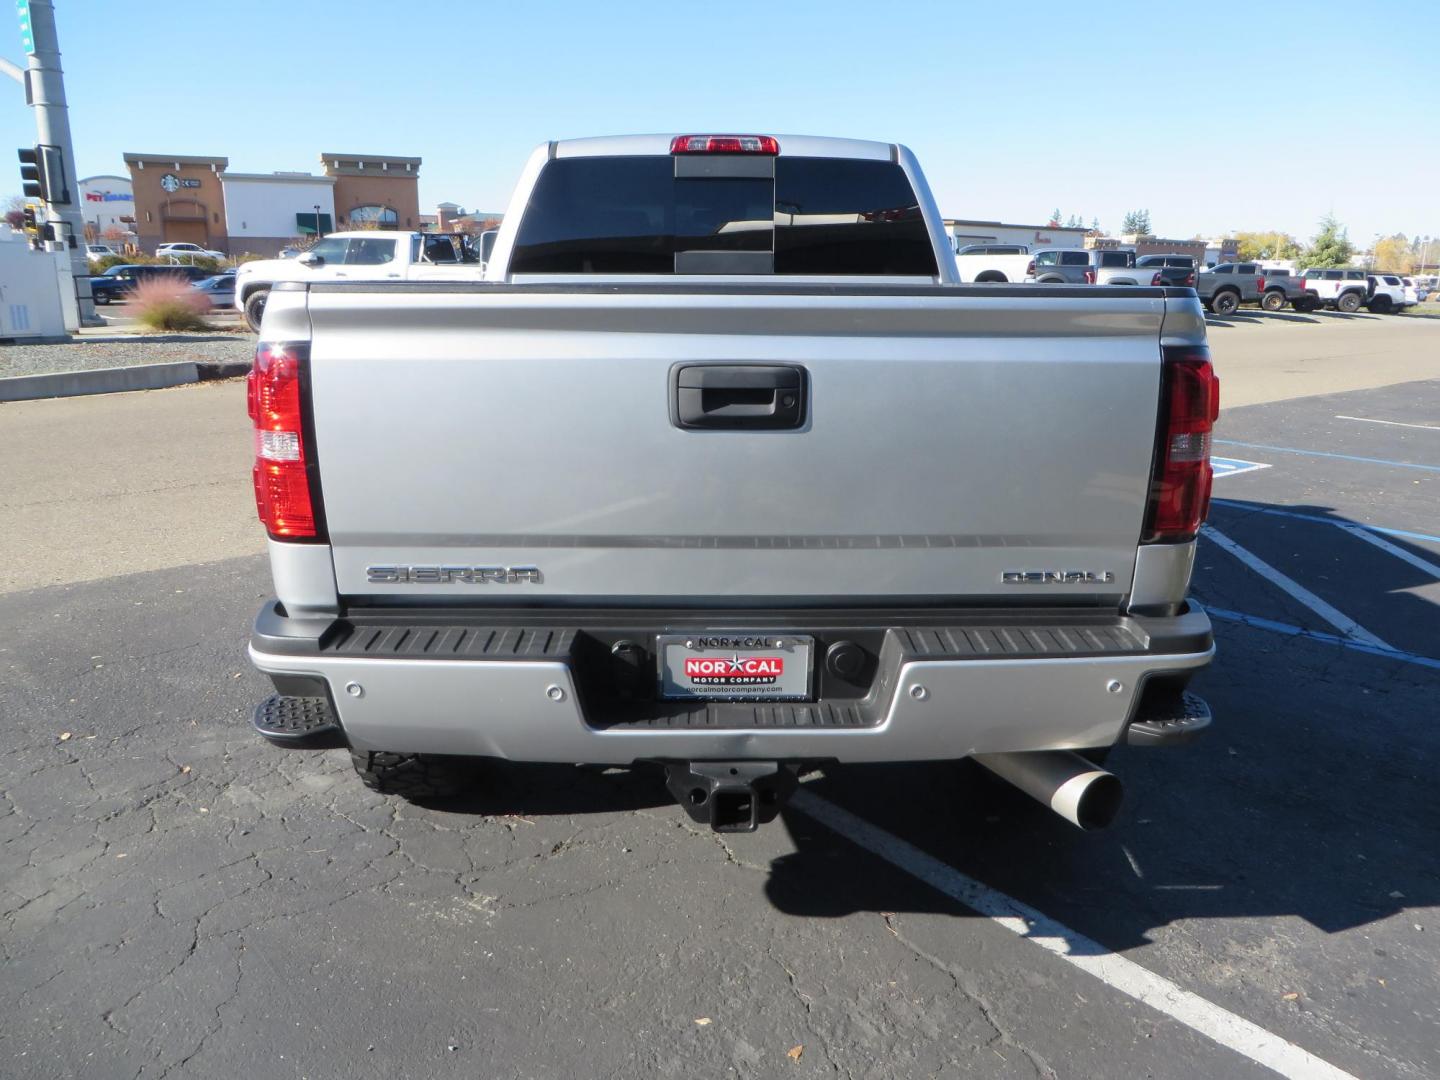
[{"left": 2, "top": 317, "right": 1438, "bottom": 1079}]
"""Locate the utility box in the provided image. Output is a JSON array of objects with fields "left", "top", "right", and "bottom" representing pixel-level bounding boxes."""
[{"left": 0, "top": 237, "right": 69, "bottom": 341}]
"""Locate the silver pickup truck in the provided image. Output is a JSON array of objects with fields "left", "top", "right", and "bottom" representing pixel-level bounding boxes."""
[{"left": 245, "top": 134, "right": 1217, "bottom": 833}]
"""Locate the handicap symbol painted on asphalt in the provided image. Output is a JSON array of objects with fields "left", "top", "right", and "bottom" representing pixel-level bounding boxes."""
[{"left": 1211, "top": 457, "right": 1271, "bottom": 478}]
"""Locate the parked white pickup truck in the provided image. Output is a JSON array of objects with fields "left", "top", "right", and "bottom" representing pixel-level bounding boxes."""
[
  {"left": 952, "top": 243, "right": 1033, "bottom": 283},
  {"left": 235, "top": 230, "right": 482, "bottom": 330},
  {"left": 245, "top": 134, "right": 1216, "bottom": 834}
]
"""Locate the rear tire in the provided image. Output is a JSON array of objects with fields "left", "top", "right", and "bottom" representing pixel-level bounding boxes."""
[
  {"left": 974, "top": 271, "right": 1008, "bottom": 283},
  {"left": 1368, "top": 295, "right": 1393, "bottom": 314},
  {"left": 1337, "top": 291, "right": 1361, "bottom": 313},
  {"left": 349, "top": 750, "right": 473, "bottom": 801},
  {"left": 1261, "top": 290, "right": 1285, "bottom": 311},
  {"left": 243, "top": 288, "right": 270, "bottom": 332},
  {"left": 1212, "top": 290, "right": 1240, "bottom": 316}
]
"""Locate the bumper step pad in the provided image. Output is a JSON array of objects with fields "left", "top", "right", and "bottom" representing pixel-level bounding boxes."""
[
  {"left": 253, "top": 694, "right": 347, "bottom": 750},
  {"left": 1126, "top": 690, "right": 1212, "bottom": 746}
]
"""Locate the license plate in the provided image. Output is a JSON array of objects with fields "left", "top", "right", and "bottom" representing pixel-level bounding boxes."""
[{"left": 658, "top": 634, "right": 814, "bottom": 701}]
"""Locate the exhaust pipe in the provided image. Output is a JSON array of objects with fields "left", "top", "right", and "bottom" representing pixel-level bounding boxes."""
[{"left": 972, "top": 750, "right": 1123, "bottom": 831}]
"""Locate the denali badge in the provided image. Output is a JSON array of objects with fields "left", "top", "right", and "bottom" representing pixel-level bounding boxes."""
[
  {"left": 367, "top": 565, "right": 543, "bottom": 584},
  {"left": 1002, "top": 570, "right": 1115, "bottom": 585}
]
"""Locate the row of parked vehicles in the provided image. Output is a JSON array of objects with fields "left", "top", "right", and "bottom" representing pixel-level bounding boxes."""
[
  {"left": 952, "top": 243, "right": 1429, "bottom": 315},
  {"left": 86, "top": 262, "right": 234, "bottom": 306}
]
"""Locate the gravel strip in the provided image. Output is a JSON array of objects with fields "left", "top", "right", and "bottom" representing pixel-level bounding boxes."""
[{"left": 0, "top": 333, "right": 256, "bottom": 379}]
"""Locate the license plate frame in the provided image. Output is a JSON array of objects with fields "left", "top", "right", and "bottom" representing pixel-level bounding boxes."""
[{"left": 657, "top": 633, "right": 814, "bottom": 702}]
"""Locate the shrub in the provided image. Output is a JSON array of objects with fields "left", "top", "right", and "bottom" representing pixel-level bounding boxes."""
[
  {"left": 91, "top": 253, "right": 229, "bottom": 274},
  {"left": 129, "top": 277, "right": 213, "bottom": 332}
]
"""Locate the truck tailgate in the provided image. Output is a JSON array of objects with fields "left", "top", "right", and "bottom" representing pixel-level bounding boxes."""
[{"left": 306, "top": 285, "right": 1167, "bottom": 605}]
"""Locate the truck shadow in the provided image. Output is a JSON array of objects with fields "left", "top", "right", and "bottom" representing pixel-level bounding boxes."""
[
  {"left": 1205, "top": 310, "right": 1320, "bottom": 327},
  {"left": 761, "top": 497, "right": 1440, "bottom": 946}
]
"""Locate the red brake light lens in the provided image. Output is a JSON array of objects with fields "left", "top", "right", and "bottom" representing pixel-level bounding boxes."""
[
  {"left": 1144, "top": 346, "right": 1219, "bottom": 543},
  {"left": 1256, "top": 275, "right": 1266, "bottom": 293},
  {"left": 1084, "top": 269, "right": 1096, "bottom": 284},
  {"left": 670, "top": 135, "right": 779, "bottom": 155},
  {"left": 1151, "top": 272, "right": 1163, "bottom": 286},
  {"left": 248, "top": 342, "right": 323, "bottom": 540}
]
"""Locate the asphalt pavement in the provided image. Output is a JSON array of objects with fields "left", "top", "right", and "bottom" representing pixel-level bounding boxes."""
[{"left": 2, "top": 313, "right": 1438, "bottom": 1079}]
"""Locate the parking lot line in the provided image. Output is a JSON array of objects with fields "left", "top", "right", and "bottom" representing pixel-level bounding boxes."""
[
  {"left": 1206, "top": 607, "right": 1440, "bottom": 671},
  {"left": 791, "top": 790, "right": 1361, "bottom": 1080},
  {"left": 1201, "top": 527, "right": 1392, "bottom": 650},
  {"left": 1212, "top": 440, "right": 1440, "bottom": 474},
  {"left": 1334, "top": 414, "right": 1440, "bottom": 432},
  {"left": 1335, "top": 524, "right": 1440, "bottom": 580},
  {"left": 1210, "top": 500, "right": 1440, "bottom": 547}
]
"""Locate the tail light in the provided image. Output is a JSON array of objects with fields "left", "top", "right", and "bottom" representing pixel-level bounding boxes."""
[
  {"left": 1184, "top": 271, "right": 1196, "bottom": 287},
  {"left": 1150, "top": 272, "right": 1163, "bottom": 286},
  {"left": 1083, "top": 269, "right": 1096, "bottom": 284},
  {"left": 670, "top": 135, "right": 779, "bottom": 154},
  {"left": 1256, "top": 275, "right": 1266, "bottom": 293},
  {"left": 1026, "top": 259, "right": 1035, "bottom": 276},
  {"left": 247, "top": 341, "right": 324, "bottom": 541},
  {"left": 1143, "top": 345, "right": 1219, "bottom": 544}
]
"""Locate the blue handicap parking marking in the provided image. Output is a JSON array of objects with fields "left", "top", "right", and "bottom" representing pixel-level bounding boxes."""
[{"left": 1211, "top": 457, "right": 1271, "bottom": 479}]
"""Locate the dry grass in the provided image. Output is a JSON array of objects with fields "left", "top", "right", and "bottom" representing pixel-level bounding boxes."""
[{"left": 128, "top": 277, "right": 213, "bottom": 332}]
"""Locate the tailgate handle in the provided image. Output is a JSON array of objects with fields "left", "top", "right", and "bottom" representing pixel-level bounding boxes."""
[{"left": 672, "top": 364, "right": 806, "bottom": 431}]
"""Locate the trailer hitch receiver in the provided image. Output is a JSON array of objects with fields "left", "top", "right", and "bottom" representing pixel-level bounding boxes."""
[{"left": 664, "top": 761, "right": 798, "bottom": 833}]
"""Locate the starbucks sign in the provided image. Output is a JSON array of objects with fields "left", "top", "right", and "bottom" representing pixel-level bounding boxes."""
[{"left": 159, "top": 173, "right": 202, "bottom": 193}]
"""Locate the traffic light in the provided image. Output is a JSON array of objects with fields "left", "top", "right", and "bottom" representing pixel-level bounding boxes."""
[
  {"left": 21, "top": 205, "right": 37, "bottom": 232},
  {"left": 18, "top": 147, "right": 44, "bottom": 200},
  {"left": 16, "top": 145, "right": 69, "bottom": 205}
]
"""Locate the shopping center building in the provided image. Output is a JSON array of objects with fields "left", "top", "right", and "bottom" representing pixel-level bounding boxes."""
[{"left": 123, "top": 151, "right": 422, "bottom": 256}]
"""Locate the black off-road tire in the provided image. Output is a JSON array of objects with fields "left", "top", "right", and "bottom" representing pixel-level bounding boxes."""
[
  {"left": 1367, "top": 295, "right": 1393, "bottom": 314},
  {"left": 1211, "top": 290, "right": 1240, "bottom": 316},
  {"left": 1337, "top": 291, "right": 1362, "bottom": 313},
  {"left": 243, "top": 288, "right": 270, "bottom": 332},
  {"left": 349, "top": 750, "right": 472, "bottom": 800},
  {"left": 1261, "top": 290, "right": 1285, "bottom": 311}
]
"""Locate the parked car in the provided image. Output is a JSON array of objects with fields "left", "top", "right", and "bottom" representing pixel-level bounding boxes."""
[
  {"left": 1134, "top": 253, "right": 1198, "bottom": 289},
  {"left": 85, "top": 244, "right": 119, "bottom": 262},
  {"left": 1027, "top": 248, "right": 1161, "bottom": 286},
  {"left": 1300, "top": 268, "right": 1371, "bottom": 313},
  {"left": 245, "top": 132, "right": 1216, "bottom": 834},
  {"left": 953, "top": 243, "right": 1033, "bottom": 283},
  {"left": 1195, "top": 262, "right": 1269, "bottom": 315},
  {"left": 190, "top": 274, "right": 236, "bottom": 309},
  {"left": 1401, "top": 276, "right": 1429, "bottom": 305},
  {"left": 88, "top": 263, "right": 212, "bottom": 304},
  {"left": 1254, "top": 268, "right": 1317, "bottom": 312},
  {"left": 1366, "top": 273, "right": 1407, "bottom": 314},
  {"left": 235, "top": 230, "right": 483, "bottom": 331},
  {"left": 156, "top": 241, "right": 226, "bottom": 261}
]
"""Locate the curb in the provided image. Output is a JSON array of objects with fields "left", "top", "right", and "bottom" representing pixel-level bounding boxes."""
[{"left": 0, "top": 360, "right": 250, "bottom": 403}]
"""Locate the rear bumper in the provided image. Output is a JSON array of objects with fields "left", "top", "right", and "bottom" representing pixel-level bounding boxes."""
[{"left": 248, "top": 601, "right": 1213, "bottom": 764}]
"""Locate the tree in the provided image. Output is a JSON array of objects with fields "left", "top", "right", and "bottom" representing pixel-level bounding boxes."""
[
  {"left": 1121, "top": 209, "right": 1152, "bottom": 236},
  {"left": 4, "top": 194, "right": 25, "bottom": 232},
  {"left": 1047, "top": 208, "right": 1062, "bottom": 227},
  {"left": 1091, "top": 216, "right": 1101, "bottom": 232},
  {"left": 1301, "top": 215, "right": 1353, "bottom": 269},
  {"left": 1372, "top": 234, "right": 1413, "bottom": 273},
  {"left": 1066, "top": 214, "right": 1082, "bottom": 228},
  {"left": 1234, "top": 230, "right": 1302, "bottom": 261}
]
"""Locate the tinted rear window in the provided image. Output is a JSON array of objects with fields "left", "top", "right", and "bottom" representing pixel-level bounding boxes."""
[
  {"left": 1060, "top": 251, "right": 1090, "bottom": 266},
  {"left": 1098, "top": 251, "right": 1130, "bottom": 267},
  {"left": 509, "top": 154, "right": 936, "bottom": 276}
]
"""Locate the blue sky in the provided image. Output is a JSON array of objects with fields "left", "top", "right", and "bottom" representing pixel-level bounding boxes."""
[{"left": 2, "top": 1, "right": 1435, "bottom": 245}]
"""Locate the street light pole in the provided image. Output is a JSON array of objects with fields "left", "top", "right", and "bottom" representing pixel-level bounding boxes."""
[
  {"left": 21, "top": 0, "right": 99, "bottom": 326},
  {"left": 314, "top": 204, "right": 322, "bottom": 238}
]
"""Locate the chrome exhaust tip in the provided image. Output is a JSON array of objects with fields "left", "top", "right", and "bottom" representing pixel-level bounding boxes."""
[{"left": 972, "top": 750, "right": 1123, "bottom": 831}]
